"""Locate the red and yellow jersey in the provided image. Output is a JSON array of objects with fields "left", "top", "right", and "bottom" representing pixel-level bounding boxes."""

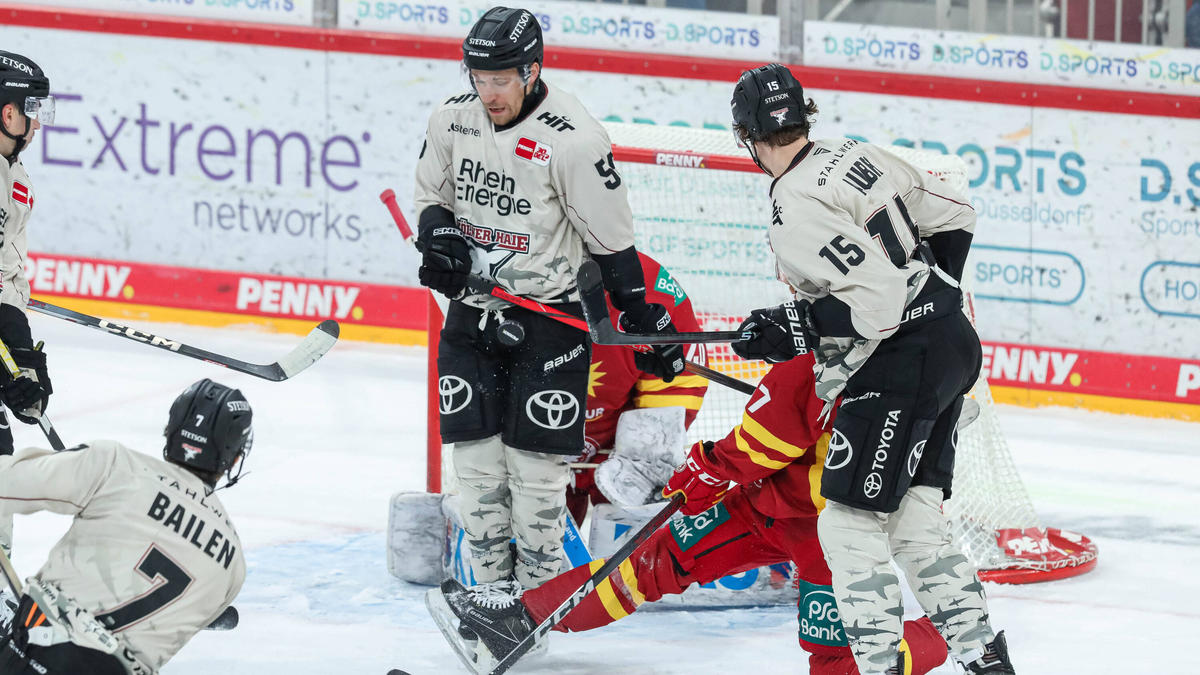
[
  {"left": 704, "top": 355, "right": 833, "bottom": 519},
  {"left": 583, "top": 253, "right": 708, "bottom": 458}
]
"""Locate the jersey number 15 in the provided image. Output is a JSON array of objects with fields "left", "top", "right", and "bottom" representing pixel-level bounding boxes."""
[{"left": 818, "top": 195, "right": 919, "bottom": 275}]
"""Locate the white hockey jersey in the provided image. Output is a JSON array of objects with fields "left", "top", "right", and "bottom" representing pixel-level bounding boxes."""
[
  {"left": 0, "top": 442, "right": 245, "bottom": 673},
  {"left": 768, "top": 138, "right": 976, "bottom": 400},
  {"left": 414, "top": 83, "right": 636, "bottom": 308},
  {"left": 0, "top": 157, "right": 33, "bottom": 312}
]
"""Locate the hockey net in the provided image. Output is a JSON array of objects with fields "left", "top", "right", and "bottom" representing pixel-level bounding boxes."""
[{"left": 424, "top": 122, "right": 1097, "bottom": 584}]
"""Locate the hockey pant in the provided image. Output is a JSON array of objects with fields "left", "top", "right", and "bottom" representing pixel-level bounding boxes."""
[
  {"left": 453, "top": 435, "right": 572, "bottom": 589},
  {"left": 521, "top": 489, "right": 948, "bottom": 675},
  {"left": 0, "top": 598, "right": 125, "bottom": 675}
]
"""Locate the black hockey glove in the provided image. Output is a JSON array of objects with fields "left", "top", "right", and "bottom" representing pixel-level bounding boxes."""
[
  {"left": 730, "top": 300, "right": 817, "bottom": 363},
  {"left": 2, "top": 345, "right": 51, "bottom": 425},
  {"left": 620, "top": 303, "right": 686, "bottom": 383},
  {"left": 417, "top": 225, "right": 471, "bottom": 299}
]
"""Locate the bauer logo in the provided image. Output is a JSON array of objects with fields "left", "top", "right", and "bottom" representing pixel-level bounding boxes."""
[
  {"left": 235, "top": 279, "right": 360, "bottom": 320},
  {"left": 514, "top": 137, "right": 551, "bottom": 166},
  {"left": 26, "top": 256, "right": 130, "bottom": 299},
  {"left": 654, "top": 152, "right": 705, "bottom": 169}
]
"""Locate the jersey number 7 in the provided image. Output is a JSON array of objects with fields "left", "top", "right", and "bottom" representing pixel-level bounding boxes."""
[{"left": 97, "top": 545, "right": 194, "bottom": 632}]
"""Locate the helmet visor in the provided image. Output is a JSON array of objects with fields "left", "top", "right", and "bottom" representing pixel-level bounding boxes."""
[{"left": 23, "top": 95, "right": 54, "bottom": 124}]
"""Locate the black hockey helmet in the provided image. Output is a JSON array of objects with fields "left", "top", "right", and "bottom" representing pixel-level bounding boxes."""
[
  {"left": 0, "top": 50, "right": 53, "bottom": 157},
  {"left": 462, "top": 7, "right": 543, "bottom": 76},
  {"left": 731, "top": 63, "right": 807, "bottom": 143},
  {"left": 163, "top": 379, "right": 254, "bottom": 487}
]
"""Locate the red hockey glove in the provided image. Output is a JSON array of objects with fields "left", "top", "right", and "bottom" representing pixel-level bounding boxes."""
[{"left": 662, "top": 441, "right": 731, "bottom": 516}]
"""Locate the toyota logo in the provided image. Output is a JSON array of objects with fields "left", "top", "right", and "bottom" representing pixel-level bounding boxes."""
[
  {"left": 907, "top": 440, "right": 926, "bottom": 477},
  {"left": 824, "top": 429, "right": 853, "bottom": 470},
  {"left": 526, "top": 389, "right": 580, "bottom": 430},
  {"left": 438, "top": 376, "right": 472, "bottom": 415},
  {"left": 863, "top": 472, "right": 883, "bottom": 498}
]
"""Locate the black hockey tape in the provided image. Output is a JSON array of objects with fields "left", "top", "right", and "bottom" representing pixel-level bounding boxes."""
[{"left": 575, "top": 260, "right": 610, "bottom": 343}]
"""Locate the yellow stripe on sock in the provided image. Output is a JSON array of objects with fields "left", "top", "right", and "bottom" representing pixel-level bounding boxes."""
[
  {"left": 586, "top": 560, "right": 631, "bottom": 621},
  {"left": 616, "top": 559, "right": 646, "bottom": 607}
]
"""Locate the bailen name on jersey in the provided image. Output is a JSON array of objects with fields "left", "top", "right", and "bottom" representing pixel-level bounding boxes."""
[
  {"left": 456, "top": 158, "right": 532, "bottom": 216},
  {"left": 148, "top": 491, "right": 238, "bottom": 570}
]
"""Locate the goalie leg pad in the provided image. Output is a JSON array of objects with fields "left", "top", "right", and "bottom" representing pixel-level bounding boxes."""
[
  {"left": 594, "top": 407, "right": 687, "bottom": 507},
  {"left": 387, "top": 491, "right": 446, "bottom": 586}
]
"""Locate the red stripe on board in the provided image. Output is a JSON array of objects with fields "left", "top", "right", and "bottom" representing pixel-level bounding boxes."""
[{"left": 2, "top": 4, "right": 1198, "bottom": 119}]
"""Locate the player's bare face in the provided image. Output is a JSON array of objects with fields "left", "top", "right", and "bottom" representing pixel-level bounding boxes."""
[
  {"left": 0, "top": 104, "right": 39, "bottom": 154},
  {"left": 470, "top": 68, "right": 528, "bottom": 126}
]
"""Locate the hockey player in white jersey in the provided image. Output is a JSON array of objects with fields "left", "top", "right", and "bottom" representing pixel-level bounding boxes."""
[
  {"left": 727, "top": 64, "right": 1013, "bottom": 675},
  {"left": 0, "top": 50, "right": 56, "bottom": 560},
  {"left": 0, "top": 379, "right": 251, "bottom": 674},
  {"left": 416, "top": 3, "right": 683, "bottom": 618}
]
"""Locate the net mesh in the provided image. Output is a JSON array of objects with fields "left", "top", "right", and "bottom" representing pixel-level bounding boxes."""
[{"left": 604, "top": 122, "right": 1066, "bottom": 576}]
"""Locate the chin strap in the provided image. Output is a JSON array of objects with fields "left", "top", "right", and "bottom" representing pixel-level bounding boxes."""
[{"left": 1, "top": 114, "right": 30, "bottom": 159}]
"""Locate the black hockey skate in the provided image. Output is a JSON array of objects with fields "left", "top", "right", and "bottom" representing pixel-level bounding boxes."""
[
  {"left": 426, "top": 578, "right": 539, "bottom": 674},
  {"left": 960, "top": 631, "right": 1015, "bottom": 674}
]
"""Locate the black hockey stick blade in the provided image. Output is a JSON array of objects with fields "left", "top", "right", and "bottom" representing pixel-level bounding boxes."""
[
  {"left": 204, "top": 605, "right": 239, "bottom": 631},
  {"left": 27, "top": 299, "right": 339, "bottom": 382},
  {"left": 488, "top": 495, "right": 684, "bottom": 675},
  {"left": 684, "top": 361, "right": 755, "bottom": 395},
  {"left": 577, "top": 261, "right": 753, "bottom": 346}
]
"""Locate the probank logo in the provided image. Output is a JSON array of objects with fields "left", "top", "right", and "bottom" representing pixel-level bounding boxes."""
[{"left": 236, "top": 279, "right": 360, "bottom": 319}]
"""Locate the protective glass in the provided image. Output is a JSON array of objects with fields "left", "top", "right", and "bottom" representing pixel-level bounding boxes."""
[
  {"left": 462, "top": 64, "right": 525, "bottom": 95},
  {"left": 23, "top": 95, "right": 54, "bottom": 124}
]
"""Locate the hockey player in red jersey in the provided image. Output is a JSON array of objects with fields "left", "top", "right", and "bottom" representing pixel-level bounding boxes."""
[
  {"left": 427, "top": 355, "right": 949, "bottom": 675},
  {"left": 568, "top": 251, "right": 709, "bottom": 525}
]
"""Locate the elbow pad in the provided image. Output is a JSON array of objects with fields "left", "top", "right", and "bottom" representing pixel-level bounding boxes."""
[
  {"left": 808, "top": 295, "right": 865, "bottom": 340},
  {"left": 0, "top": 303, "right": 34, "bottom": 350},
  {"left": 925, "top": 229, "right": 974, "bottom": 282},
  {"left": 591, "top": 247, "right": 646, "bottom": 313}
]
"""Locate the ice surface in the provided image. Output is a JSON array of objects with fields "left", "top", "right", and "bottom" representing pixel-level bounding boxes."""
[{"left": 9, "top": 316, "right": 1198, "bottom": 674}]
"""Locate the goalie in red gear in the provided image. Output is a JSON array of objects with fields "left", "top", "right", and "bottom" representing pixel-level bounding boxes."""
[
  {"left": 431, "top": 354, "right": 950, "bottom": 674},
  {"left": 567, "top": 252, "right": 709, "bottom": 524}
]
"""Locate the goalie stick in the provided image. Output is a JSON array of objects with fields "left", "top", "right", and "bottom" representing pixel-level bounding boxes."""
[
  {"left": 0, "top": 337, "right": 65, "bottom": 450},
  {"left": 379, "top": 190, "right": 754, "bottom": 396},
  {"left": 26, "top": 299, "right": 339, "bottom": 382},
  {"left": 577, "top": 260, "right": 753, "bottom": 346}
]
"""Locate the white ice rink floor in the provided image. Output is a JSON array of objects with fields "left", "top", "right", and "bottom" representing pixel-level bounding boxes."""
[{"left": 9, "top": 317, "right": 1200, "bottom": 674}]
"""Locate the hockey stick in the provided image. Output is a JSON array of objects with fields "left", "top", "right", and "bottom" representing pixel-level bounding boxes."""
[
  {"left": 486, "top": 494, "right": 683, "bottom": 675},
  {"left": 26, "top": 299, "right": 339, "bottom": 382},
  {"left": 0, "top": 547, "right": 21, "bottom": 598},
  {"left": 379, "top": 191, "right": 754, "bottom": 396},
  {"left": 577, "top": 260, "right": 753, "bottom": 346},
  {"left": 204, "top": 605, "right": 239, "bottom": 631},
  {"left": 0, "top": 337, "right": 65, "bottom": 451}
]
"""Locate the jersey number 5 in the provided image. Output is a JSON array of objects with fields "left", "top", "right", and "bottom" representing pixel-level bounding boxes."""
[
  {"left": 97, "top": 545, "right": 194, "bottom": 632},
  {"left": 594, "top": 152, "right": 622, "bottom": 190}
]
